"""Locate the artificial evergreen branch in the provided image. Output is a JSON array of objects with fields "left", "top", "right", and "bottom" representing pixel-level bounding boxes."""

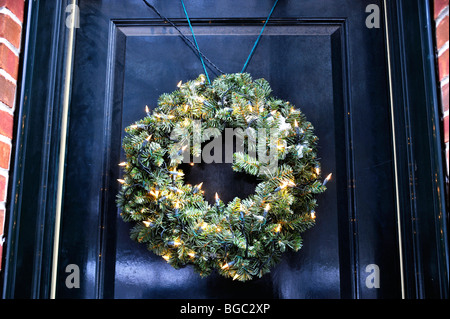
[{"left": 117, "top": 73, "right": 329, "bottom": 281}]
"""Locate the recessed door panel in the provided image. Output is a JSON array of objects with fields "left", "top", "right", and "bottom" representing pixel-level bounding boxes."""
[{"left": 55, "top": 0, "right": 401, "bottom": 299}]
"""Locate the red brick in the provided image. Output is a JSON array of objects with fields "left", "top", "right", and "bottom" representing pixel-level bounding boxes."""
[
  {"left": 0, "top": 42, "right": 19, "bottom": 80},
  {"left": 0, "top": 109, "right": 13, "bottom": 139},
  {"left": 442, "top": 82, "right": 449, "bottom": 113},
  {"left": 444, "top": 115, "right": 449, "bottom": 143},
  {"left": 0, "top": 74, "right": 15, "bottom": 107},
  {"left": 0, "top": 175, "right": 5, "bottom": 202},
  {"left": 436, "top": 16, "right": 449, "bottom": 49},
  {"left": 0, "top": 13, "right": 22, "bottom": 49},
  {"left": 434, "top": 0, "right": 449, "bottom": 19},
  {"left": 0, "top": 0, "right": 25, "bottom": 22},
  {"left": 0, "top": 208, "right": 3, "bottom": 227},
  {"left": 0, "top": 141, "right": 10, "bottom": 169},
  {"left": 438, "top": 49, "right": 449, "bottom": 81}
]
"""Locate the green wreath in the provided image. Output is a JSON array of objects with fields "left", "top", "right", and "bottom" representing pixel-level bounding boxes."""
[{"left": 116, "top": 73, "right": 330, "bottom": 281}]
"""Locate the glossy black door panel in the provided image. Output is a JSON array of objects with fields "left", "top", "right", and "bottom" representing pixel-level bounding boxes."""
[
  {"left": 54, "top": 0, "right": 401, "bottom": 298},
  {"left": 114, "top": 23, "right": 344, "bottom": 299}
]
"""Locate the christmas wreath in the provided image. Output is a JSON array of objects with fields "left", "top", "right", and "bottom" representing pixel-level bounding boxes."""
[{"left": 116, "top": 73, "right": 330, "bottom": 281}]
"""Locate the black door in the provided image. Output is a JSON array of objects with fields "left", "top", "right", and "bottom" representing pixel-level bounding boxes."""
[{"left": 54, "top": 0, "right": 401, "bottom": 299}]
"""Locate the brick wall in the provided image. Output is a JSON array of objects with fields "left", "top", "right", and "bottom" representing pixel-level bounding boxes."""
[
  {"left": 435, "top": 0, "right": 450, "bottom": 175},
  {"left": 0, "top": 0, "right": 25, "bottom": 271}
]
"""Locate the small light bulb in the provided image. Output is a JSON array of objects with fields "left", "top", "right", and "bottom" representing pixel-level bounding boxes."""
[
  {"left": 254, "top": 214, "right": 265, "bottom": 222},
  {"left": 177, "top": 80, "right": 182, "bottom": 88},
  {"left": 280, "top": 181, "right": 289, "bottom": 190},
  {"left": 277, "top": 142, "right": 284, "bottom": 150},
  {"left": 173, "top": 238, "right": 181, "bottom": 246},
  {"left": 294, "top": 120, "right": 301, "bottom": 138},
  {"left": 176, "top": 145, "right": 188, "bottom": 156},
  {"left": 150, "top": 189, "right": 159, "bottom": 198},
  {"left": 145, "top": 105, "right": 150, "bottom": 114},
  {"left": 221, "top": 260, "right": 235, "bottom": 269},
  {"left": 323, "top": 173, "right": 332, "bottom": 186},
  {"left": 198, "top": 221, "right": 208, "bottom": 232},
  {"left": 169, "top": 170, "right": 184, "bottom": 177},
  {"left": 143, "top": 220, "right": 153, "bottom": 227},
  {"left": 118, "top": 162, "right": 127, "bottom": 167},
  {"left": 117, "top": 179, "right": 126, "bottom": 184},
  {"left": 311, "top": 210, "right": 316, "bottom": 219},
  {"left": 274, "top": 181, "right": 288, "bottom": 192},
  {"left": 261, "top": 204, "right": 270, "bottom": 219},
  {"left": 215, "top": 192, "right": 220, "bottom": 206},
  {"left": 193, "top": 182, "right": 203, "bottom": 193},
  {"left": 162, "top": 254, "right": 171, "bottom": 261},
  {"left": 275, "top": 224, "right": 282, "bottom": 233},
  {"left": 315, "top": 165, "right": 320, "bottom": 175}
]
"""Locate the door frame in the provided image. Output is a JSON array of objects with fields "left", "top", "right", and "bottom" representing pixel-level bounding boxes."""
[{"left": 1, "top": 0, "right": 448, "bottom": 299}]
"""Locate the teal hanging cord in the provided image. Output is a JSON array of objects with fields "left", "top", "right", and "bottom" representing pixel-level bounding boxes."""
[
  {"left": 241, "top": 0, "right": 279, "bottom": 73},
  {"left": 178, "top": 0, "right": 279, "bottom": 78},
  {"left": 143, "top": 0, "right": 225, "bottom": 75},
  {"left": 180, "top": 0, "right": 211, "bottom": 84}
]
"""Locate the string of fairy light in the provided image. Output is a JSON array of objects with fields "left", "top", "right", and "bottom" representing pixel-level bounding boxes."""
[{"left": 116, "top": 73, "right": 331, "bottom": 281}]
